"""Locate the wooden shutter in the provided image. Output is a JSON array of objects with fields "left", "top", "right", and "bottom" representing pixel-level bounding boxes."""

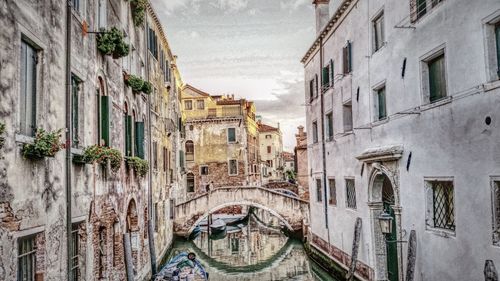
[
  {"left": 322, "top": 66, "right": 329, "bottom": 88},
  {"left": 135, "top": 121, "right": 145, "bottom": 159},
  {"left": 101, "top": 95, "right": 111, "bottom": 146},
  {"left": 330, "top": 60, "right": 334, "bottom": 85},
  {"left": 125, "top": 115, "right": 132, "bottom": 156},
  {"left": 496, "top": 24, "right": 500, "bottom": 77},
  {"left": 314, "top": 74, "right": 318, "bottom": 97},
  {"left": 343, "top": 46, "right": 348, "bottom": 74},
  {"left": 179, "top": 151, "right": 184, "bottom": 168},
  {"left": 429, "top": 55, "right": 446, "bottom": 102},
  {"left": 347, "top": 41, "right": 352, "bottom": 73}
]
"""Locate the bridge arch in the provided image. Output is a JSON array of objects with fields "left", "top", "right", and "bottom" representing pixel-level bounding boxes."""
[
  {"left": 186, "top": 201, "right": 294, "bottom": 235},
  {"left": 174, "top": 187, "right": 309, "bottom": 237}
]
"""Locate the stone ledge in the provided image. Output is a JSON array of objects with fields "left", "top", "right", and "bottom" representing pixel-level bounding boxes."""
[{"left": 356, "top": 145, "right": 404, "bottom": 163}]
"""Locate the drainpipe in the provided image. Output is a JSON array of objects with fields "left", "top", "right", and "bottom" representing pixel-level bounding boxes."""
[
  {"left": 145, "top": 11, "right": 158, "bottom": 276},
  {"left": 319, "top": 38, "right": 331, "bottom": 246},
  {"left": 65, "top": 1, "right": 73, "bottom": 279}
]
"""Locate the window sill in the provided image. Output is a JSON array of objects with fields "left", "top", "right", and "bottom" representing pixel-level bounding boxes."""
[
  {"left": 425, "top": 226, "right": 456, "bottom": 238},
  {"left": 420, "top": 96, "right": 452, "bottom": 112},
  {"left": 372, "top": 42, "right": 387, "bottom": 55},
  {"left": 372, "top": 117, "right": 389, "bottom": 127},
  {"left": 325, "top": 137, "right": 334, "bottom": 142},
  {"left": 15, "top": 134, "right": 34, "bottom": 145}
]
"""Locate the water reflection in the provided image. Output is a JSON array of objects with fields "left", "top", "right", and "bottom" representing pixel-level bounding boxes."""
[{"left": 165, "top": 209, "right": 339, "bottom": 281}]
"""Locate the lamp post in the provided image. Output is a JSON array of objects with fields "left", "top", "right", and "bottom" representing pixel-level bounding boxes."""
[{"left": 378, "top": 211, "right": 394, "bottom": 235}]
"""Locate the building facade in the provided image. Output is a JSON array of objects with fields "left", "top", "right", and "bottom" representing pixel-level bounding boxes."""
[
  {"left": 0, "top": 1, "right": 184, "bottom": 280},
  {"left": 283, "top": 151, "right": 295, "bottom": 181},
  {"left": 181, "top": 85, "right": 260, "bottom": 197},
  {"left": 294, "top": 125, "right": 309, "bottom": 199},
  {"left": 303, "top": 0, "right": 500, "bottom": 280},
  {"left": 258, "top": 122, "right": 284, "bottom": 183}
]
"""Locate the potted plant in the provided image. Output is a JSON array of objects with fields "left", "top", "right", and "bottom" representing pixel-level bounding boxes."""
[
  {"left": 0, "top": 122, "right": 5, "bottom": 150},
  {"left": 125, "top": 156, "right": 149, "bottom": 177},
  {"left": 130, "top": 0, "right": 147, "bottom": 27},
  {"left": 83, "top": 145, "right": 123, "bottom": 172},
  {"left": 141, "top": 81, "right": 152, "bottom": 95},
  {"left": 96, "top": 27, "right": 130, "bottom": 59},
  {"left": 21, "top": 128, "right": 65, "bottom": 160},
  {"left": 125, "top": 74, "right": 145, "bottom": 93}
]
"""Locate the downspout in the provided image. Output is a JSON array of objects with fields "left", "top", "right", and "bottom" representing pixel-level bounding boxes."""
[
  {"left": 145, "top": 11, "right": 157, "bottom": 276},
  {"left": 319, "top": 37, "right": 331, "bottom": 246},
  {"left": 65, "top": 1, "right": 73, "bottom": 279}
]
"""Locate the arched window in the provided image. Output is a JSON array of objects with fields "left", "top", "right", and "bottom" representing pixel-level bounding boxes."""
[
  {"left": 187, "top": 173, "right": 195, "bottom": 193},
  {"left": 185, "top": 140, "right": 194, "bottom": 161}
]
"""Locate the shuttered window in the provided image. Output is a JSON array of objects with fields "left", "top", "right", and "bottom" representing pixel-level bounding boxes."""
[
  {"left": 97, "top": 0, "right": 107, "bottom": 28},
  {"left": 343, "top": 103, "right": 353, "bottom": 132},
  {"left": 428, "top": 54, "right": 447, "bottom": 103},
  {"left": 373, "top": 12, "right": 385, "bottom": 52},
  {"left": 316, "top": 179, "right": 322, "bottom": 202},
  {"left": 20, "top": 39, "right": 38, "bottom": 137},
  {"left": 330, "top": 60, "right": 334, "bottom": 86},
  {"left": 152, "top": 141, "right": 158, "bottom": 170},
  {"left": 376, "top": 86, "right": 387, "bottom": 120},
  {"left": 343, "top": 41, "right": 352, "bottom": 74},
  {"left": 100, "top": 95, "right": 111, "bottom": 146},
  {"left": 328, "top": 179, "right": 336, "bottom": 205},
  {"left": 495, "top": 24, "right": 500, "bottom": 78},
  {"left": 71, "top": 75, "right": 81, "bottom": 147},
  {"left": 322, "top": 65, "right": 330, "bottom": 91},
  {"left": 125, "top": 115, "right": 133, "bottom": 156},
  {"left": 326, "top": 112, "right": 333, "bottom": 140},
  {"left": 18, "top": 234, "right": 36, "bottom": 281},
  {"left": 227, "top": 128, "right": 236, "bottom": 143},
  {"left": 314, "top": 74, "right": 319, "bottom": 97},
  {"left": 135, "top": 121, "right": 144, "bottom": 159},
  {"left": 309, "top": 79, "right": 314, "bottom": 102}
]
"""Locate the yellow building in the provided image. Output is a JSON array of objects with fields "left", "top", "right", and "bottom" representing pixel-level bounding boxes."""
[{"left": 180, "top": 85, "right": 260, "bottom": 195}]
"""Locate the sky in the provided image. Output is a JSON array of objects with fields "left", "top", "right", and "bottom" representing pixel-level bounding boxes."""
[{"left": 150, "top": 0, "right": 316, "bottom": 151}]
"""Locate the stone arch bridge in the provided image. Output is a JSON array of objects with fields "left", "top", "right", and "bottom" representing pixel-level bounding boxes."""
[{"left": 173, "top": 187, "right": 310, "bottom": 237}]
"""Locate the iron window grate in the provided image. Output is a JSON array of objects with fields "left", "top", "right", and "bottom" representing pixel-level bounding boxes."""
[
  {"left": 432, "top": 181, "right": 455, "bottom": 231},
  {"left": 346, "top": 179, "right": 356, "bottom": 209}
]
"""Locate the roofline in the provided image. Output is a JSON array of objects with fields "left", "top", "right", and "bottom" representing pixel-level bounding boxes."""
[
  {"left": 182, "top": 84, "right": 212, "bottom": 97},
  {"left": 300, "top": 0, "right": 356, "bottom": 64}
]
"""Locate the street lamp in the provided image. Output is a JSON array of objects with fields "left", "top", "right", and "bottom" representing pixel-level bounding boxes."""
[{"left": 378, "top": 211, "right": 393, "bottom": 235}]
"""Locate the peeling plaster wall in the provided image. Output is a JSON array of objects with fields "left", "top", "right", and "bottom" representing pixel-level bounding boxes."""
[{"left": 304, "top": 0, "right": 500, "bottom": 280}]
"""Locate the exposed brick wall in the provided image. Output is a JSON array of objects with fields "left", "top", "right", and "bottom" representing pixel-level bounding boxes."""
[
  {"left": 0, "top": 202, "right": 20, "bottom": 231},
  {"left": 188, "top": 161, "right": 246, "bottom": 194},
  {"left": 35, "top": 232, "right": 45, "bottom": 280}
]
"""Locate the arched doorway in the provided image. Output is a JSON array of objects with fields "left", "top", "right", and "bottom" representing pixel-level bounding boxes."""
[{"left": 369, "top": 171, "right": 400, "bottom": 281}]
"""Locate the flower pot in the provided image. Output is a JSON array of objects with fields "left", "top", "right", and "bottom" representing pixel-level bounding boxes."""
[
  {"left": 22, "top": 149, "right": 45, "bottom": 160},
  {"left": 72, "top": 154, "right": 89, "bottom": 165}
]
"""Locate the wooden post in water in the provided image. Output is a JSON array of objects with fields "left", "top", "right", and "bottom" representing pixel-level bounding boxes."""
[
  {"left": 485, "top": 260, "right": 499, "bottom": 281},
  {"left": 123, "top": 233, "right": 135, "bottom": 281},
  {"left": 405, "top": 230, "right": 417, "bottom": 281},
  {"left": 346, "top": 217, "right": 362, "bottom": 281}
]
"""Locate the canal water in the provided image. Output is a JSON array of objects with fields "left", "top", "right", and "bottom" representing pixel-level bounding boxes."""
[{"left": 161, "top": 209, "right": 340, "bottom": 281}]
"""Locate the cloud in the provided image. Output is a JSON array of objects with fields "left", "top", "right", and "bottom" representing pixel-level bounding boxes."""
[
  {"left": 280, "top": 0, "right": 310, "bottom": 11},
  {"left": 217, "top": 0, "right": 248, "bottom": 12}
]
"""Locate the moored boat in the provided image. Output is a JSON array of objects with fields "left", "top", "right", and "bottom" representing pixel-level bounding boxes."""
[
  {"left": 209, "top": 218, "right": 226, "bottom": 234},
  {"left": 155, "top": 252, "right": 208, "bottom": 281}
]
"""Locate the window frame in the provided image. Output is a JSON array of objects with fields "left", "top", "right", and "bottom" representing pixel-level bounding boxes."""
[
  {"left": 312, "top": 121, "right": 318, "bottom": 143},
  {"left": 17, "top": 234, "right": 37, "bottom": 281},
  {"left": 345, "top": 178, "right": 357, "bottom": 209},
  {"left": 491, "top": 177, "right": 500, "bottom": 246},
  {"left": 325, "top": 111, "right": 333, "bottom": 140},
  {"left": 328, "top": 178, "right": 337, "bottom": 206},
  {"left": 342, "top": 101, "right": 353, "bottom": 132},
  {"left": 424, "top": 178, "right": 455, "bottom": 234},
  {"left": 372, "top": 10, "right": 385, "bottom": 53},
  {"left": 184, "top": 100, "right": 193, "bottom": 110},
  {"left": 373, "top": 84, "right": 387, "bottom": 121},
  {"left": 228, "top": 159, "right": 238, "bottom": 176},
  {"left": 227, "top": 127, "right": 236, "bottom": 143},
  {"left": 420, "top": 46, "right": 448, "bottom": 105},
  {"left": 196, "top": 100, "right": 205, "bottom": 110},
  {"left": 316, "top": 178, "right": 322, "bottom": 203},
  {"left": 186, "top": 173, "right": 195, "bottom": 193},
  {"left": 200, "top": 165, "right": 209, "bottom": 175},
  {"left": 19, "top": 38, "right": 40, "bottom": 137}
]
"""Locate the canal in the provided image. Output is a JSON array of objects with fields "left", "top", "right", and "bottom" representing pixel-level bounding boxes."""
[{"left": 160, "top": 208, "right": 341, "bottom": 281}]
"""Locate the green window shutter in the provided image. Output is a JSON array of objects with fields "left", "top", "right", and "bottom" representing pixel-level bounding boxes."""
[
  {"left": 71, "top": 75, "right": 79, "bottom": 147},
  {"left": 135, "top": 121, "right": 145, "bottom": 159},
  {"left": 314, "top": 74, "right": 318, "bottom": 96},
  {"left": 322, "top": 66, "right": 329, "bottom": 87},
  {"left": 330, "top": 60, "right": 334, "bottom": 85},
  {"left": 347, "top": 41, "right": 352, "bottom": 72},
  {"left": 125, "top": 115, "right": 132, "bottom": 156},
  {"left": 429, "top": 55, "right": 446, "bottom": 102},
  {"left": 496, "top": 24, "right": 500, "bottom": 78},
  {"left": 100, "top": 95, "right": 111, "bottom": 146}
]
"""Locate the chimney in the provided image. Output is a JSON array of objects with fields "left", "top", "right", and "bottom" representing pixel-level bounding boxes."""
[
  {"left": 313, "top": 0, "right": 330, "bottom": 34},
  {"left": 298, "top": 125, "right": 304, "bottom": 136}
]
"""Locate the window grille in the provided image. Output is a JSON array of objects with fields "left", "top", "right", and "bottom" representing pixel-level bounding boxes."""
[
  {"left": 346, "top": 179, "right": 356, "bottom": 209},
  {"left": 70, "top": 224, "right": 81, "bottom": 281},
  {"left": 18, "top": 235, "right": 36, "bottom": 281},
  {"left": 328, "top": 179, "right": 336, "bottom": 205},
  {"left": 493, "top": 181, "right": 500, "bottom": 245},
  {"left": 431, "top": 181, "right": 455, "bottom": 231},
  {"left": 187, "top": 173, "right": 195, "bottom": 192}
]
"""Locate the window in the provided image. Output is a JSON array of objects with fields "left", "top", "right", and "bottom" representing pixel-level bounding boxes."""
[
  {"left": 162, "top": 147, "right": 167, "bottom": 172},
  {"left": 70, "top": 223, "right": 82, "bottom": 281},
  {"left": 326, "top": 112, "right": 333, "bottom": 140},
  {"left": 492, "top": 180, "right": 500, "bottom": 245},
  {"left": 135, "top": 118, "right": 145, "bottom": 159},
  {"left": 184, "top": 100, "right": 192, "bottom": 110},
  {"left": 123, "top": 103, "right": 132, "bottom": 156},
  {"left": 200, "top": 166, "right": 208, "bottom": 175},
  {"left": 373, "top": 11, "right": 385, "bottom": 52},
  {"left": 197, "top": 100, "right": 204, "bottom": 110},
  {"left": 147, "top": 26, "right": 158, "bottom": 59},
  {"left": 329, "top": 60, "right": 335, "bottom": 86},
  {"left": 154, "top": 203, "right": 159, "bottom": 232},
  {"left": 426, "top": 53, "right": 447, "bottom": 103},
  {"left": 227, "top": 128, "right": 236, "bottom": 143},
  {"left": 164, "top": 60, "right": 171, "bottom": 83},
  {"left": 266, "top": 160, "right": 273, "bottom": 168},
  {"left": 20, "top": 39, "right": 38, "bottom": 137},
  {"left": 312, "top": 121, "right": 318, "bottom": 143},
  {"left": 328, "top": 179, "right": 336, "bottom": 205},
  {"left": 71, "top": 0, "right": 80, "bottom": 12},
  {"left": 343, "top": 41, "right": 353, "bottom": 74},
  {"left": 152, "top": 141, "right": 158, "bottom": 170},
  {"left": 71, "top": 75, "right": 81, "bottom": 147},
  {"left": 185, "top": 140, "right": 194, "bottom": 161},
  {"left": 428, "top": 180, "right": 455, "bottom": 231},
  {"left": 411, "top": 0, "right": 444, "bottom": 21},
  {"left": 265, "top": 134, "right": 271, "bottom": 139},
  {"left": 98, "top": 77, "right": 110, "bottom": 146},
  {"left": 97, "top": 0, "right": 107, "bottom": 28},
  {"left": 229, "top": 159, "right": 238, "bottom": 175},
  {"left": 322, "top": 65, "right": 330, "bottom": 91},
  {"left": 495, "top": 23, "right": 500, "bottom": 78},
  {"left": 346, "top": 179, "right": 356, "bottom": 209},
  {"left": 18, "top": 234, "right": 36, "bottom": 281},
  {"left": 343, "top": 102, "right": 353, "bottom": 132},
  {"left": 187, "top": 173, "right": 195, "bottom": 192},
  {"left": 314, "top": 74, "right": 319, "bottom": 98},
  {"left": 267, "top": 146, "right": 272, "bottom": 154},
  {"left": 316, "top": 179, "right": 322, "bottom": 202},
  {"left": 309, "top": 79, "right": 314, "bottom": 102},
  {"left": 375, "top": 86, "right": 387, "bottom": 120}
]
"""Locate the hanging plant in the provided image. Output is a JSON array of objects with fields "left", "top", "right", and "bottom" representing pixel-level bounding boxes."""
[
  {"left": 83, "top": 145, "right": 123, "bottom": 172},
  {"left": 131, "top": 0, "right": 147, "bottom": 27},
  {"left": 125, "top": 74, "right": 145, "bottom": 93},
  {"left": 125, "top": 156, "right": 149, "bottom": 177},
  {"left": 0, "top": 122, "right": 5, "bottom": 150},
  {"left": 141, "top": 81, "right": 152, "bottom": 95},
  {"left": 22, "top": 128, "right": 65, "bottom": 160},
  {"left": 96, "top": 27, "right": 130, "bottom": 59}
]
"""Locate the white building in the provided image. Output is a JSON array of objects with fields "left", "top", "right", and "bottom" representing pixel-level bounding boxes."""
[
  {"left": 303, "top": 0, "right": 500, "bottom": 280},
  {"left": 258, "top": 122, "right": 284, "bottom": 183}
]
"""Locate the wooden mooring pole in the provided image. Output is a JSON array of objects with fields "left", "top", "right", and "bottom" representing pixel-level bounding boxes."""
[
  {"left": 485, "top": 260, "right": 499, "bottom": 281},
  {"left": 123, "top": 233, "right": 134, "bottom": 281},
  {"left": 405, "top": 230, "right": 417, "bottom": 281},
  {"left": 346, "top": 217, "right": 362, "bottom": 281}
]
